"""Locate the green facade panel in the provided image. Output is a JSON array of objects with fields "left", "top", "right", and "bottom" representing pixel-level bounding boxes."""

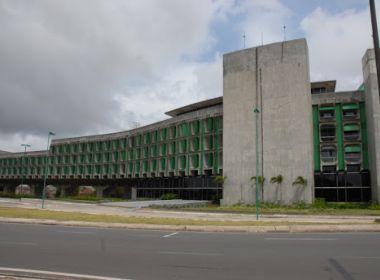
[
  {"left": 360, "top": 102, "right": 369, "bottom": 169},
  {"left": 335, "top": 104, "right": 345, "bottom": 171}
]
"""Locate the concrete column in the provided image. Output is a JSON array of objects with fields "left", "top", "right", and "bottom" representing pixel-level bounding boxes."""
[
  {"left": 131, "top": 187, "right": 137, "bottom": 200},
  {"left": 96, "top": 186, "right": 108, "bottom": 198},
  {"left": 60, "top": 186, "right": 69, "bottom": 198},
  {"left": 362, "top": 49, "right": 380, "bottom": 203}
]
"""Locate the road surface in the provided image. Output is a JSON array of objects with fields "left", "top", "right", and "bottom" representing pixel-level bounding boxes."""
[{"left": 0, "top": 223, "right": 379, "bottom": 279}]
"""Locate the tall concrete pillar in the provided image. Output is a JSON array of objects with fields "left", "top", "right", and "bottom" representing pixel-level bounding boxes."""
[
  {"left": 362, "top": 49, "right": 380, "bottom": 202},
  {"left": 96, "top": 186, "right": 108, "bottom": 198},
  {"left": 222, "top": 39, "right": 314, "bottom": 205},
  {"left": 131, "top": 187, "right": 137, "bottom": 200}
]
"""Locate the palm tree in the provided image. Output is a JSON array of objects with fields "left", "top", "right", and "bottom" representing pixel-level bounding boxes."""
[
  {"left": 292, "top": 176, "right": 308, "bottom": 202},
  {"left": 250, "top": 176, "right": 265, "bottom": 201},
  {"left": 270, "top": 175, "right": 283, "bottom": 204},
  {"left": 292, "top": 176, "right": 307, "bottom": 187}
]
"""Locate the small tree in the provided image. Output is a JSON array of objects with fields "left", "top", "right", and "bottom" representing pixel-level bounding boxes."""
[
  {"left": 292, "top": 176, "right": 307, "bottom": 187},
  {"left": 213, "top": 175, "right": 227, "bottom": 185},
  {"left": 270, "top": 175, "right": 283, "bottom": 203},
  {"left": 292, "top": 176, "right": 307, "bottom": 202},
  {"left": 213, "top": 176, "right": 226, "bottom": 204},
  {"left": 250, "top": 176, "right": 265, "bottom": 200}
]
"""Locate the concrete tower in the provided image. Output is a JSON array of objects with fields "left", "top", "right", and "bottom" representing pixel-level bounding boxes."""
[
  {"left": 362, "top": 49, "right": 380, "bottom": 202},
  {"left": 222, "top": 39, "right": 314, "bottom": 205}
]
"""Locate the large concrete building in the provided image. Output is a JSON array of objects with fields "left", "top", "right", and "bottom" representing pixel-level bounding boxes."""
[{"left": 0, "top": 38, "right": 379, "bottom": 204}]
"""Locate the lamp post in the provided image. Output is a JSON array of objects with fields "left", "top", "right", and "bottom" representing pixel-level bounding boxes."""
[
  {"left": 254, "top": 108, "right": 260, "bottom": 221},
  {"left": 20, "top": 144, "right": 31, "bottom": 198},
  {"left": 41, "top": 131, "right": 55, "bottom": 209}
]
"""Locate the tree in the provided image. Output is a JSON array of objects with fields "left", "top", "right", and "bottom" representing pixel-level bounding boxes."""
[
  {"left": 250, "top": 176, "right": 265, "bottom": 200},
  {"left": 213, "top": 175, "right": 226, "bottom": 185},
  {"left": 270, "top": 175, "right": 283, "bottom": 204},
  {"left": 292, "top": 176, "right": 307, "bottom": 187},
  {"left": 292, "top": 176, "right": 308, "bottom": 202},
  {"left": 213, "top": 176, "right": 226, "bottom": 204}
]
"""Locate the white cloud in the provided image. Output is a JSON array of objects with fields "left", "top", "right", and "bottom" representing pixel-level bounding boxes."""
[
  {"left": 0, "top": 0, "right": 223, "bottom": 152},
  {"left": 238, "top": 0, "right": 292, "bottom": 47},
  {"left": 301, "top": 7, "right": 373, "bottom": 90},
  {"left": 115, "top": 54, "right": 222, "bottom": 129}
]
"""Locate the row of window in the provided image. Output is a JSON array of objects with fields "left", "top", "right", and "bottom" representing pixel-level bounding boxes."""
[
  {"left": 320, "top": 144, "right": 362, "bottom": 164},
  {"left": 0, "top": 152, "right": 222, "bottom": 176},
  {"left": 51, "top": 118, "right": 222, "bottom": 155},
  {"left": 0, "top": 135, "right": 223, "bottom": 168},
  {"left": 320, "top": 123, "right": 361, "bottom": 142},
  {"left": 319, "top": 104, "right": 360, "bottom": 122}
]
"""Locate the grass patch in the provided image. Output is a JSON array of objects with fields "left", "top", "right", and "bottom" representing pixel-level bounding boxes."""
[
  {"left": 0, "top": 207, "right": 347, "bottom": 226},
  {"left": 170, "top": 202, "right": 380, "bottom": 216},
  {"left": 0, "top": 192, "right": 35, "bottom": 199},
  {"left": 62, "top": 196, "right": 126, "bottom": 202}
]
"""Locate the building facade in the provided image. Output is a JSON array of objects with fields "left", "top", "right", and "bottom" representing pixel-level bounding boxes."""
[{"left": 0, "top": 38, "right": 379, "bottom": 204}]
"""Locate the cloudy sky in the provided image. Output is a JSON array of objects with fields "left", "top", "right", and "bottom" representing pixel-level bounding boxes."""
[{"left": 0, "top": 0, "right": 375, "bottom": 152}]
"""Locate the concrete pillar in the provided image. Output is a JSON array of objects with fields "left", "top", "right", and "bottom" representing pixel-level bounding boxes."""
[
  {"left": 222, "top": 39, "right": 314, "bottom": 205},
  {"left": 131, "top": 187, "right": 137, "bottom": 200},
  {"left": 362, "top": 49, "right": 380, "bottom": 202},
  {"left": 96, "top": 186, "right": 108, "bottom": 198},
  {"left": 60, "top": 186, "right": 69, "bottom": 198}
]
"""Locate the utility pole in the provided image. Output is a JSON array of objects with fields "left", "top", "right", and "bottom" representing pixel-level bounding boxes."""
[{"left": 369, "top": 0, "right": 380, "bottom": 98}]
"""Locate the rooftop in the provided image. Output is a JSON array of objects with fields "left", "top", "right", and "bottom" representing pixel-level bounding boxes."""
[{"left": 165, "top": 96, "right": 223, "bottom": 117}]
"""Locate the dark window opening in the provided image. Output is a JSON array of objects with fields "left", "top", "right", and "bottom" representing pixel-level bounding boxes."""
[
  {"left": 343, "top": 109, "right": 358, "bottom": 119},
  {"left": 344, "top": 130, "right": 360, "bottom": 141},
  {"left": 321, "top": 146, "right": 336, "bottom": 163},
  {"left": 345, "top": 152, "right": 361, "bottom": 163},
  {"left": 320, "top": 124, "right": 336, "bottom": 142},
  {"left": 322, "top": 165, "right": 336, "bottom": 173},
  {"left": 346, "top": 164, "right": 360, "bottom": 172},
  {"left": 319, "top": 110, "right": 335, "bottom": 120}
]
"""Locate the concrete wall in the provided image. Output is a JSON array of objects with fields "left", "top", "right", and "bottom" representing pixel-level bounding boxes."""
[
  {"left": 222, "top": 39, "right": 314, "bottom": 205},
  {"left": 362, "top": 49, "right": 380, "bottom": 202}
]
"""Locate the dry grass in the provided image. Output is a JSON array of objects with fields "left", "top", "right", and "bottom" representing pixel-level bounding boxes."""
[{"left": 0, "top": 207, "right": 341, "bottom": 227}]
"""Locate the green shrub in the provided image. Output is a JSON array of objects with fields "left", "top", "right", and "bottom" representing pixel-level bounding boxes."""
[
  {"left": 160, "top": 193, "right": 178, "bottom": 200},
  {"left": 212, "top": 192, "right": 223, "bottom": 205},
  {"left": 313, "top": 198, "right": 327, "bottom": 208},
  {"left": 0, "top": 192, "right": 34, "bottom": 199}
]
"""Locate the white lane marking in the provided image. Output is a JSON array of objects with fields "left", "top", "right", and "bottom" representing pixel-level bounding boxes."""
[
  {"left": 333, "top": 256, "right": 380, "bottom": 260},
  {"left": 0, "top": 266, "right": 132, "bottom": 280},
  {"left": 0, "top": 241, "right": 37, "bottom": 246},
  {"left": 265, "top": 238, "right": 337, "bottom": 241},
  {"left": 56, "top": 230, "right": 95, "bottom": 235},
  {"left": 159, "top": 251, "right": 223, "bottom": 256},
  {"left": 163, "top": 232, "right": 179, "bottom": 238}
]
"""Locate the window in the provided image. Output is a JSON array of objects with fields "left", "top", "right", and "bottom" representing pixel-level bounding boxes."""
[
  {"left": 321, "top": 146, "right": 337, "bottom": 163},
  {"left": 344, "top": 145, "right": 361, "bottom": 163},
  {"left": 342, "top": 103, "right": 359, "bottom": 120},
  {"left": 319, "top": 109, "right": 335, "bottom": 120},
  {"left": 344, "top": 124, "right": 360, "bottom": 141},
  {"left": 320, "top": 124, "right": 335, "bottom": 142}
]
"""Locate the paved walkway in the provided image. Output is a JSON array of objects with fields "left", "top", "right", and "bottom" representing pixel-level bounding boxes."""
[{"left": 0, "top": 198, "right": 378, "bottom": 225}]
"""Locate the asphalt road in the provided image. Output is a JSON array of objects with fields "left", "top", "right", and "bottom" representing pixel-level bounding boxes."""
[{"left": 0, "top": 223, "right": 379, "bottom": 280}]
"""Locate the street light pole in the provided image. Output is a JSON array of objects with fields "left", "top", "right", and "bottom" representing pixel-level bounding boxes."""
[
  {"left": 254, "top": 108, "right": 260, "bottom": 221},
  {"left": 20, "top": 144, "right": 31, "bottom": 199},
  {"left": 369, "top": 0, "right": 380, "bottom": 100},
  {"left": 41, "top": 131, "right": 55, "bottom": 209}
]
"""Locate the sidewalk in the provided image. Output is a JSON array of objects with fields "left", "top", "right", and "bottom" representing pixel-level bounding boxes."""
[{"left": 1, "top": 198, "right": 380, "bottom": 233}]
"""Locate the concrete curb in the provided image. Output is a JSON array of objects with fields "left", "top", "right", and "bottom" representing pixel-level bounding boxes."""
[
  {"left": 0, "top": 267, "right": 129, "bottom": 280},
  {"left": 1, "top": 217, "right": 380, "bottom": 233}
]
